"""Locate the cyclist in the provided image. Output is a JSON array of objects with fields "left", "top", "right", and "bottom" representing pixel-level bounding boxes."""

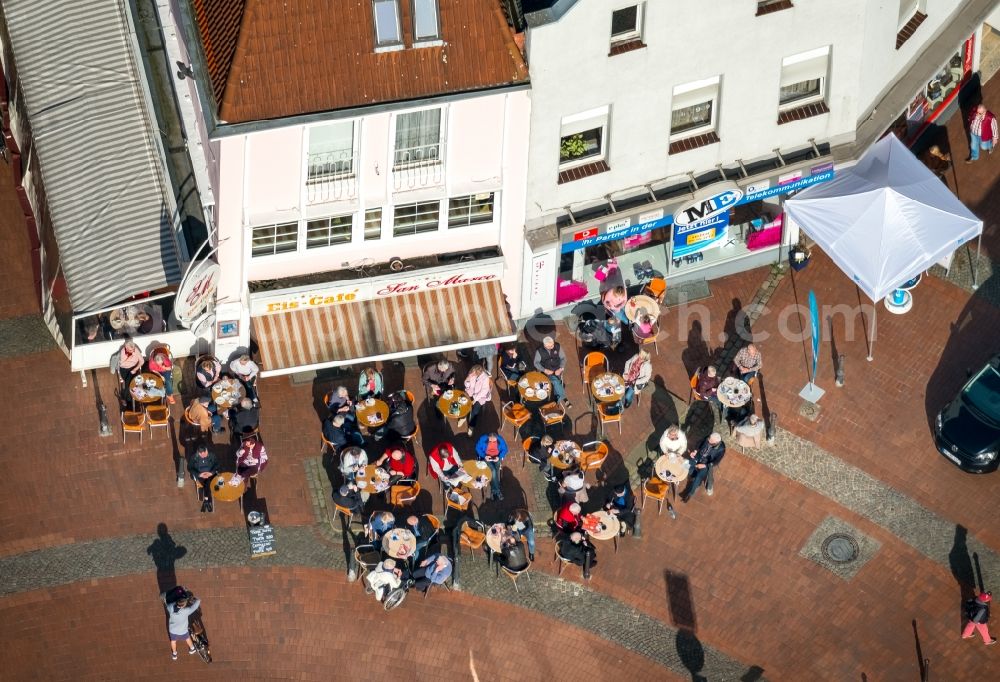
[{"left": 160, "top": 587, "right": 201, "bottom": 660}]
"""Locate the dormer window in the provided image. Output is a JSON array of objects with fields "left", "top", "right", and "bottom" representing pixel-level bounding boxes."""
[
  {"left": 373, "top": 0, "right": 403, "bottom": 51},
  {"left": 413, "top": 0, "right": 441, "bottom": 43}
]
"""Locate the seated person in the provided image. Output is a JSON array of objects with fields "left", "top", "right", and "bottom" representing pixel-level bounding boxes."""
[
  {"left": 232, "top": 397, "right": 260, "bottom": 436},
  {"left": 381, "top": 391, "right": 416, "bottom": 440},
  {"left": 603, "top": 314, "right": 623, "bottom": 351},
  {"left": 498, "top": 533, "right": 530, "bottom": 573},
  {"left": 733, "top": 343, "right": 763, "bottom": 382},
  {"left": 357, "top": 368, "right": 384, "bottom": 401},
  {"left": 147, "top": 348, "right": 176, "bottom": 405},
  {"left": 187, "top": 394, "right": 222, "bottom": 434},
  {"left": 323, "top": 414, "right": 365, "bottom": 450},
  {"left": 376, "top": 446, "right": 417, "bottom": 481},
  {"left": 558, "top": 466, "right": 589, "bottom": 504},
  {"left": 695, "top": 366, "right": 723, "bottom": 419},
  {"left": 506, "top": 509, "right": 536, "bottom": 562},
  {"left": 475, "top": 432, "right": 508, "bottom": 502},
  {"left": 229, "top": 354, "right": 260, "bottom": 404},
  {"left": 325, "top": 386, "right": 355, "bottom": 418},
  {"left": 338, "top": 446, "right": 368, "bottom": 482},
  {"left": 405, "top": 515, "right": 437, "bottom": 557},
  {"left": 368, "top": 511, "right": 396, "bottom": 542},
  {"left": 659, "top": 425, "right": 688, "bottom": 458},
  {"left": 428, "top": 442, "right": 471, "bottom": 488},
  {"left": 554, "top": 501, "right": 583, "bottom": 535},
  {"left": 410, "top": 553, "right": 452, "bottom": 593},
  {"left": 528, "top": 435, "right": 557, "bottom": 481},
  {"left": 333, "top": 483, "right": 364, "bottom": 516},
  {"left": 632, "top": 313, "right": 657, "bottom": 340},
  {"left": 603, "top": 482, "right": 637, "bottom": 536},
  {"left": 557, "top": 531, "right": 597, "bottom": 579},
  {"left": 421, "top": 359, "right": 456, "bottom": 400},
  {"left": 366, "top": 558, "right": 403, "bottom": 601},
  {"left": 235, "top": 436, "right": 269, "bottom": 478},
  {"left": 499, "top": 345, "right": 528, "bottom": 383},
  {"left": 733, "top": 413, "right": 765, "bottom": 449},
  {"left": 622, "top": 350, "right": 652, "bottom": 409},
  {"left": 196, "top": 357, "right": 221, "bottom": 390},
  {"left": 187, "top": 444, "right": 219, "bottom": 513}
]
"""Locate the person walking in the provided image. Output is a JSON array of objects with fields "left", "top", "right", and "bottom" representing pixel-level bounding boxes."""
[
  {"left": 160, "top": 588, "right": 201, "bottom": 660},
  {"left": 966, "top": 104, "right": 998, "bottom": 163},
  {"left": 963, "top": 591, "right": 996, "bottom": 645}
]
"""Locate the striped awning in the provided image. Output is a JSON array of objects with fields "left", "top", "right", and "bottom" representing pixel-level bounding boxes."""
[{"left": 252, "top": 280, "right": 516, "bottom": 376}]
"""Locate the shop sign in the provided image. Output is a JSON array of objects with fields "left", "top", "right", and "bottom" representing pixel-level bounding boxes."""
[
  {"left": 674, "top": 187, "right": 742, "bottom": 227},
  {"left": 175, "top": 259, "right": 221, "bottom": 327},
  {"left": 250, "top": 262, "right": 504, "bottom": 315},
  {"left": 672, "top": 213, "right": 729, "bottom": 257},
  {"left": 560, "top": 214, "right": 671, "bottom": 253},
  {"left": 744, "top": 169, "right": 834, "bottom": 202}
]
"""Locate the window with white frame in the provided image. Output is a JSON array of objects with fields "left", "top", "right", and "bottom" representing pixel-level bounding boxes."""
[
  {"left": 364, "top": 208, "right": 383, "bottom": 241},
  {"left": 610, "top": 4, "right": 643, "bottom": 44},
  {"left": 393, "top": 200, "right": 440, "bottom": 237},
  {"left": 559, "top": 106, "right": 609, "bottom": 168},
  {"left": 394, "top": 108, "right": 443, "bottom": 169},
  {"left": 373, "top": 0, "right": 402, "bottom": 48},
  {"left": 898, "top": 0, "right": 920, "bottom": 26},
  {"left": 779, "top": 46, "right": 829, "bottom": 109},
  {"left": 251, "top": 222, "right": 298, "bottom": 258},
  {"left": 448, "top": 193, "right": 495, "bottom": 228},
  {"left": 670, "top": 77, "right": 719, "bottom": 138},
  {"left": 306, "top": 214, "right": 354, "bottom": 249},
  {"left": 413, "top": 0, "right": 440, "bottom": 42},
  {"left": 307, "top": 121, "right": 355, "bottom": 183}
]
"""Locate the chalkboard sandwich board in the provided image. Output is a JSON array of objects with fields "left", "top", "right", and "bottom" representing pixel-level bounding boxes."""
[{"left": 249, "top": 524, "right": 276, "bottom": 558}]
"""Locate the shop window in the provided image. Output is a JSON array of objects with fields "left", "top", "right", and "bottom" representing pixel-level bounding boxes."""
[
  {"left": 364, "top": 208, "right": 383, "bottom": 241},
  {"left": 413, "top": 0, "right": 440, "bottom": 42},
  {"left": 610, "top": 4, "right": 643, "bottom": 45},
  {"left": 448, "top": 193, "right": 495, "bottom": 228},
  {"left": 306, "top": 214, "right": 354, "bottom": 249},
  {"left": 778, "top": 46, "right": 829, "bottom": 114},
  {"left": 394, "top": 108, "right": 443, "bottom": 169},
  {"left": 373, "top": 0, "right": 402, "bottom": 50},
  {"left": 307, "top": 121, "right": 355, "bottom": 183},
  {"left": 669, "top": 76, "right": 720, "bottom": 147},
  {"left": 251, "top": 222, "right": 299, "bottom": 257},
  {"left": 393, "top": 200, "right": 441, "bottom": 237},
  {"left": 559, "top": 106, "right": 609, "bottom": 170}
]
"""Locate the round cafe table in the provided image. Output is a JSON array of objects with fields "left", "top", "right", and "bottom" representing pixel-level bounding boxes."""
[
  {"left": 129, "top": 372, "right": 164, "bottom": 404},
  {"left": 655, "top": 454, "right": 690, "bottom": 484},
  {"left": 356, "top": 398, "right": 389, "bottom": 430},
  {"left": 462, "top": 460, "right": 492, "bottom": 501},
  {"left": 590, "top": 372, "right": 626, "bottom": 403},
  {"left": 209, "top": 472, "right": 246, "bottom": 503},
  {"left": 437, "top": 389, "right": 472, "bottom": 420},
  {"left": 717, "top": 377, "right": 752, "bottom": 409},
  {"left": 358, "top": 464, "right": 392, "bottom": 494},
  {"left": 212, "top": 381, "right": 245, "bottom": 411},
  {"left": 381, "top": 527, "right": 417, "bottom": 561},
  {"left": 585, "top": 510, "right": 621, "bottom": 541},
  {"left": 517, "top": 371, "right": 553, "bottom": 403},
  {"left": 549, "top": 440, "right": 582, "bottom": 471},
  {"left": 109, "top": 303, "right": 154, "bottom": 334},
  {"left": 623, "top": 295, "right": 659, "bottom": 323},
  {"left": 485, "top": 523, "right": 506, "bottom": 555}
]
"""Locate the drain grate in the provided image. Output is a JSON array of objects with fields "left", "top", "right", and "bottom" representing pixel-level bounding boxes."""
[{"left": 821, "top": 533, "right": 860, "bottom": 564}]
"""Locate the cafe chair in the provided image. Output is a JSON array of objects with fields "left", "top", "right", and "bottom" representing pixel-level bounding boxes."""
[
  {"left": 403, "top": 389, "right": 416, "bottom": 404},
  {"left": 500, "top": 563, "right": 531, "bottom": 593},
  {"left": 688, "top": 369, "right": 706, "bottom": 405},
  {"left": 333, "top": 501, "right": 363, "bottom": 528},
  {"left": 641, "top": 477, "right": 671, "bottom": 515},
  {"left": 630, "top": 325, "right": 659, "bottom": 355},
  {"left": 539, "top": 401, "right": 566, "bottom": 436},
  {"left": 424, "top": 513, "right": 442, "bottom": 541},
  {"left": 321, "top": 435, "right": 338, "bottom": 457},
  {"left": 401, "top": 422, "right": 421, "bottom": 459},
  {"left": 554, "top": 545, "right": 583, "bottom": 579},
  {"left": 354, "top": 544, "right": 383, "bottom": 593},
  {"left": 423, "top": 575, "right": 454, "bottom": 600},
  {"left": 445, "top": 487, "right": 473, "bottom": 513},
  {"left": 632, "top": 381, "right": 649, "bottom": 407},
  {"left": 496, "top": 366, "right": 518, "bottom": 401},
  {"left": 501, "top": 401, "right": 531, "bottom": 439},
  {"left": 122, "top": 410, "right": 146, "bottom": 443},
  {"left": 522, "top": 436, "right": 541, "bottom": 468},
  {"left": 579, "top": 440, "right": 609, "bottom": 477},
  {"left": 641, "top": 277, "right": 667, "bottom": 305},
  {"left": 581, "top": 351, "right": 608, "bottom": 389},
  {"left": 459, "top": 520, "right": 487, "bottom": 561},
  {"left": 596, "top": 403, "right": 622, "bottom": 436},
  {"left": 146, "top": 402, "right": 170, "bottom": 439},
  {"left": 390, "top": 479, "right": 421, "bottom": 509}
]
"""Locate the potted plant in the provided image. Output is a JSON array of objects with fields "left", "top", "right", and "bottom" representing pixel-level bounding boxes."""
[
  {"left": 560, "top": 134, "right": 588, "bottom": 161},
  {"left": 788, "top": 238, "right": 812, "bottom": 271}
]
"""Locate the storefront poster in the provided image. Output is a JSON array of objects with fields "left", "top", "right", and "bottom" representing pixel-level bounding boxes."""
[{"left": 672, "top": 213, "right": 729, "bottom": 257}]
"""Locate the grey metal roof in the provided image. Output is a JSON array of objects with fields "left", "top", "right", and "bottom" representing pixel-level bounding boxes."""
[{"left": 3, "top": 0, "right": 182, "bottom": 311}]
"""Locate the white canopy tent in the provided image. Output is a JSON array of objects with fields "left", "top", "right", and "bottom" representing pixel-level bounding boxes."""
[{"left": 784, "top": 134, "right": 983, "bottom": 360}]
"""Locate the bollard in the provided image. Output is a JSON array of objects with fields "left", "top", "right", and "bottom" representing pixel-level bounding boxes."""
[
  {"left": 835, "top": 353, "right": 846, "bottom": 387},
  {"left": 347, "top": 552, "right": 358, "bottom": 582},
  {"left": 766, "top": 412, "right": 778, "bottom": 443},
  {"left": 632, "top": 508, "right": 642, "bottom": 539},
  {"left": 98, "top": 399, "right": 112, "bottom": 437},
  {"left": 450, "top": 520, "right": 464, "bottom": 591}
]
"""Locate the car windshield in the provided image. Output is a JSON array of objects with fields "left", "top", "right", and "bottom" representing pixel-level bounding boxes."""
[{"left": 961, "top": 363, "right": 1000, "bottom": 424}]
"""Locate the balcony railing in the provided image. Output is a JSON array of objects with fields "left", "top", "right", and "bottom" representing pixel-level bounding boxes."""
[{"left": 306, "top": 150, "right": 357, "bottom": 203}]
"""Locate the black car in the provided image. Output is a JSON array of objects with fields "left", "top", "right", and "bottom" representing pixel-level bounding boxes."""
[{"left": 934, "top": 356, "right": 1000, "bottom": 473}]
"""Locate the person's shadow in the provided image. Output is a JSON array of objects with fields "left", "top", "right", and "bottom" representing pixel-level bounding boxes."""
[
  {"left": 948, "top": 524, "right": 976, "bottom": 621},
  {"left": 146, "top": 523, "right": 187, "bottom": 593}
]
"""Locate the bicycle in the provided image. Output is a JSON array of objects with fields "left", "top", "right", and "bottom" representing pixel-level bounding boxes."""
[{"left": 189, "top": 614, "right": 212, "bottom": 663}]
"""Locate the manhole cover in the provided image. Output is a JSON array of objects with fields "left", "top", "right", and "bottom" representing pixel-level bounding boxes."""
[{"left": 821, "top": 533, "right": 859, "bottom": 563}]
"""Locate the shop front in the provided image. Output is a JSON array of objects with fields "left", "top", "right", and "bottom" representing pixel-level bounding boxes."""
[
  {"left": 248, "top": 258, "right": 517, "bottom": 377},
  {"left": 895, "top": 34, "right": 976, "bottom": 145},
  {"left": 551, "top": 159, "right": 836, "bottom": 308}
]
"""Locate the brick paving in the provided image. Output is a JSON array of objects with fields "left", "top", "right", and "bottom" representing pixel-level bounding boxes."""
[{"left": 0, "top": 161, "right": 40, "bottom": 319}]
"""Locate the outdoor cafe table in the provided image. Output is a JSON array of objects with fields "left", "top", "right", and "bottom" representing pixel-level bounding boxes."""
[
  {"left": 585, "top": 510, "right": 621, "bottom": 541},
  {"left": 209, "top": 472, "right": 246, "bottom": 503},
  {"left": 655, "top": 454, "right": 690, "bottom": 484},
  {"left": 485, "top": 523, "right": 507, "bottom": 566},
  {"left": 356, "top": 398, "right": 389, "bottom": 431},
  {"left": 437, "top": 389, "right": 472, "bottom": 420},
  {"left": 590, "top": 372, "right": 626, "bottom": 403},
  {"left": 129, "top": 372, "right": 164, "bottom": 405},
  {"left": 461, "top": 460, "right": 492, "bottom": 501},
  {"left": 109, "top": 302, "right": 155, "bottom": 334},
  {"left": 623, "top": 295, "right": 659, "bottom": 323},
  {"left": 717, "top": 377, "right": 752, "bottom": 409},
  {"left": 517, "top": 371, "right": 553, "bottom": 403},
  {"left": 212, "top": 381, "right": 244, "bottom": 411},
  {"left": 381, "top": 527, "right": 417, "bottom": 561},
  {"left": 358, "top": 464, "right": 392, "bottom": 495},
  {"left": 549, "top": 440, "right": 583, "bottom": 471}
]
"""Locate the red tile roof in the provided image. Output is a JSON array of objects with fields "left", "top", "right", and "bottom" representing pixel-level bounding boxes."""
[{"left": 190, "top": 0, "right": 529, "bottom": 124}]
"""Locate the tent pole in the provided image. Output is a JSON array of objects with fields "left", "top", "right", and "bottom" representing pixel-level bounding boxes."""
[
  {"left": 866, "top": 300, "right": 877, "bottom": 362},
  {"left": 972, "top": 233, "right": 982, "bottom": 290}
]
